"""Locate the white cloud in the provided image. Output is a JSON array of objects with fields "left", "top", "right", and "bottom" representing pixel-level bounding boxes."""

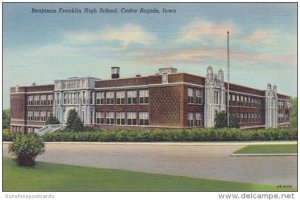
[
  {"left": 180, "top": 19, "right": 238, "bottom": 41},
  {"left": 102, "top": 24, "right": 156, "bottom": 46},
  {"left": 244, "top": 29, "right": 270, "bottom": 43},
  {"left": 64, "top": 24, "right": 156, "bottom": 46}
]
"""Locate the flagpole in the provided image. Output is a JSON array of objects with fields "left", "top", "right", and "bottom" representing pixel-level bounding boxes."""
[{"left": 227, "top": 31, "right": 230, "bottom": 127}]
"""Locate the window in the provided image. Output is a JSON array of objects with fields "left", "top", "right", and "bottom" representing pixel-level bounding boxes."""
[
  {"left": 89, "top": 91, "right": 93, "bottom": 104},
  {"left": 34, "top": 96, "right": 40, "bottom": 105},
  {"left": 139, "top": 90, "right": 149, "bottom": 104},
  {"left": 195, "top": 89, "right": 203, "bottom": 104},
  {"left": 127, "top": 112, "right": 137, "bottom": 125},
  {"left": 241, "top": 96, "right": 244, "bottom": 102},
  {"left": 40, "top": 112, "right": 46, "bottom": 121},
  {"left": 82, "top": 111, "right": 85, "bottom": 124},
  {"left": 34, "top": 111, "right": 40, "bottom": 121},
  {"left": 106, "top": 91, "right": 114, "bottom": 104},
  {"left": 78, "top": 92, "right": 81, "bottom": 104},
  {"left": 116, "top": 112, "right": 126, "bottom": 125},
  {"left": 40, "top": 95, "right": 47, "bottom": 105},
  {"left": 139, "top": 112, "right": 149, "bottom": 125},
  {"left": 82, "top": 91, "right": 86, "bottom": 104},
  {"left": 70, "top": 93, "right": 73, "bottom": 104},
  {"left": 27, "top": 111, "right": 33, "bottom": 121},
  {"left": 90, "top": 111, "right": 93, "bottom": 124},
  {"left": 56, "top": 93, "right": 60, "bottom": 104},
  {"left": 188, "top": 113, "right": 194, "bottom": 126},
  {"left": 232, "top": 94, "right": 236, "bottom": 101},
  {"left": 116, "top": 91, "right": 125, "bottom": 104},
  {"left": 214, "top": 90, "right": 220, "bottom": 104},
  {"left": 195, "top": 113, "right": 202, "bottom": 127},
  {"left": 96, "top": 112, "right": 105, "bottom": 124},
  {"left": 27, "top": 127, "right": 34, "bottom": 133},
  {"left": 47, "top": 112, "right": 52, "bottom": 121},
  {"left": 96, "top": 92, "right": 105, "bottom": 104},
  {"left": 127, "top": 90, "right": 137, "bottom": 104},
  {"left": 236, "top": 95, "right": 240, "bottom": 102},
  {"left": 188, "top": 88, "right": 194, "bottom": 103},
  {"left": 47, "top": 95, "right": 53, "bottom": 105},
  {"left": 27, "top": 96, "right": 33, "bottom": 105},
  {"left": 74, "top": 93, "right": 77, "bottom": 104},
  {"left": 64, "top": 94, "right": 67, "bottom": 104},
  {"left": 106, "top": 112, "right": 115, "bottom": 125},
  {"left": 162, "top": 73, "right": 168, "bottom": 84}
]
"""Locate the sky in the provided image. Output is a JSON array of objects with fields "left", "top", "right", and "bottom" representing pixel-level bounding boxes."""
[{"left": 3, "top": 3, "right": 297, "bottom": 109}]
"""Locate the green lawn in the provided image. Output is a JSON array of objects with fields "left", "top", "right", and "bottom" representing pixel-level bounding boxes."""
[
  {"left": 3, "top": 157, "right": 295, "bottom": 192},
  {"left": 234, "top": 144, "right": 297, "bottom": 154}
]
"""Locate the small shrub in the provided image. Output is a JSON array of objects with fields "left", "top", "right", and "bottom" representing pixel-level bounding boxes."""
[
  {"left": 9, "top": 134, "right": 45, "bottom": 166},
  {"left": 3, "top": 129, "right": 15, "bottom": 141}
]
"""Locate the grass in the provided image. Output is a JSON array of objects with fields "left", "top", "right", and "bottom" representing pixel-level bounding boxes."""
[
  {"left": 3, "top": 157, "right": 295, "bottom": 192},
  {"left": 234, "top": 144, "right": 297, "bottom": 154}
]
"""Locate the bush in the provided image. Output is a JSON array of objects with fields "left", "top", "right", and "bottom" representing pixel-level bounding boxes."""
[
  {"left": 215, "top": 111, "right": 239, "bottom": 128},
  {"left": 9, "top": 134, "right": 45, "bottom": 166},
  {"left": 3, "top": 129, "right": 15, "bottom": 141},
  {"left": 46, "top": 113, "right": 60, "bottom": 124},
  {"left": 42, "top": 128, "right": 297, "bottom": 142}
]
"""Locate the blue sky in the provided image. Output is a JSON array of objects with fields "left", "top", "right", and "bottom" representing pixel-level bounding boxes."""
[{"left": 3, "top": 3, "right": 297, "bottom": 109}]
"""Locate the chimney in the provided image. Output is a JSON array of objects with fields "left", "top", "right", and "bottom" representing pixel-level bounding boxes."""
[{"left": 111, "top": 67, "right": 120, "bottom": 79}]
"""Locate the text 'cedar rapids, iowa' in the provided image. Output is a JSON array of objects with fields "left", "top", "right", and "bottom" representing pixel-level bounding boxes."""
[{"left": 31, "top": 7, "right": 177, "bottom": 14}]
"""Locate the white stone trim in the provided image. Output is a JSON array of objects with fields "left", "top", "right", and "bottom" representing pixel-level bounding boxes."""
[
  {"left": 10, "top": 118, "right": 25, "bottom": 121},
  {"left": 54, "top": 88, "right": 92, "bottom": 92},
  {"left": 229, "top": 106, "right": 262, "bottom": 109},
  {"left": 10, "top": 124, "right": 44, "bottom": 128},
  {"left": 278, "top": 98, "right": 290, "bottom": 102},
  {"left": 11, "top": 91, "right": 53, "bottom": 95},
  {"left": 95, "top": 82, "right": 205, "bottom": 91},
  {"left": 226, "top": 90, "right": 265, "bottom": 98}
]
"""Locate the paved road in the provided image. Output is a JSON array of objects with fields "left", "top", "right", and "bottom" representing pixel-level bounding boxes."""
[{"left": 3, "top": 142, "right": 297, "bottom": 187}]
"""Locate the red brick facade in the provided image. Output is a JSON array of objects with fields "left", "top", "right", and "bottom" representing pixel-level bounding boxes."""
[
  {"left": 10, "top": 69, "right": 291, "bottom": 133},
  {"left": 10, "top": 85, "right": 54, "bottom": 133}
]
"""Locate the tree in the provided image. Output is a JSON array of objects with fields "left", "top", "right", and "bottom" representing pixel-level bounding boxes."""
[
  {"left": 229, "top": 113, "right": 239, "bottom": 128},
  {"left": 66, "top": 109, "right": 84, "bottom": 132},
  {"left": 215, "top": 111, "right": 239, "bottom": 128},
  {"left": 290, "top": 97, "right": 297, "bottom": 128},
  {"left": 3, "top": 109, "right": 10, "bottom": 129},
  {"left": 46, "top": 113, "right": 60, "bottom": 125},
  {"left": 215, "top": 111, "right": 227, "bottom": 128}
]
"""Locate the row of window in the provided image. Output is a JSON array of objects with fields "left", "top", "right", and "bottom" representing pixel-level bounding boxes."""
[
  {"left": 278, "top": 113, "right": 289, "bottom": 121},
  {"left": 278, "top": 101, "right": 290, "bottom": 109},
  {"left": 27, "top": 111, "right": 52, "bottom": 122},
  {"left": 187, "top": 112, "right": 203, "bottom": 127},
  {"left": 96, "top": 90, "right": 149, "bottom": 105},
  {"left": 27, "top": 95, "right": 53, "bottom": 106},
  {"left": 229, "top": 94, "right": 262, "bottom": 107},
  {"left": 230, "top": 112, "right": 263, "bottom": 123},
  {"left": 187, "top": 88, "right": 204, "bottom": 104},
  {"left": 56, "top": 91, "right": 93, "bottom": 105},
  {"left": 96, "top": 112, "right": 149, "bottom": 125},
  {"left": 27, "top": 127, "right": 38, "bottom": 133}
]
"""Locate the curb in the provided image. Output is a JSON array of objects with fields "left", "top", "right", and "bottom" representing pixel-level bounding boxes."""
[
  {"left": 3, "top": 141, "right": 297, "bottom": 146},
  {"left": 230, "top": 153, "right": 297, "bottom": 157}
]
